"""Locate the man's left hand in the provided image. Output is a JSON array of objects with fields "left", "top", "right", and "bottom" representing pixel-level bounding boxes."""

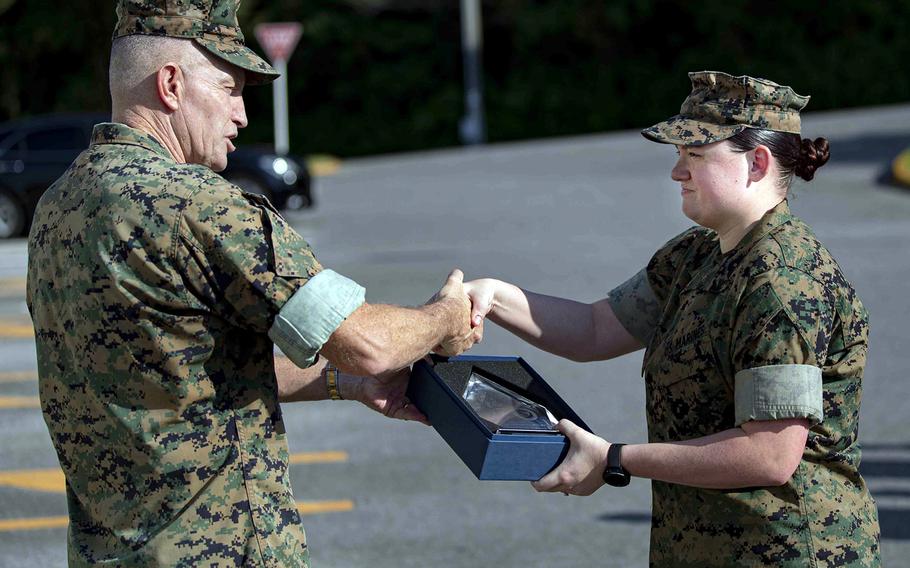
[{"left": 343, "top": 367, "right": 429, "bottom": 424}]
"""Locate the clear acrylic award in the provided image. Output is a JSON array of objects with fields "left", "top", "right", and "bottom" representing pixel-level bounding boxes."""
[{"left": 461, "top": 369, "right": 559, "bottom": 434}]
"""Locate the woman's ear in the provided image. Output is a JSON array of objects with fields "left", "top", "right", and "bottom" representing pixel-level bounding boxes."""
[{"left": 749, "top": 144, "right": 772, "bottom": 183}]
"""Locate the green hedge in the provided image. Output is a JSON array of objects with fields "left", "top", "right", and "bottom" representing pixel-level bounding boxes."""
[{"left": 1, "top": 1, "right": 908, "bottom": 157}]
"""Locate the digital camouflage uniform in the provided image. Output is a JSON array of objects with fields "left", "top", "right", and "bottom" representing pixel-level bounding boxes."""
[
  {"left": 607, "top": 72, "right": 881, "bottom": 566},
  {"left": 27, "top": 123, "right": 325, "bottom": 566},
  {"left": 113, "top": 0, "right": 279, "bottom": 85},
  {"left": 25, "top": 2, "right": 358, "bottom": 566},
  {"left": 609, "top": 202, "right": 880, "bottom": 566}
]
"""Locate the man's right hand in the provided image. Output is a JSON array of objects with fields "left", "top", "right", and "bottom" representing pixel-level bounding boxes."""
[
  {"left": 318, "top": 268, "right": 484, "bottom": 377},
  {"left": 431, "top": 269, "right": 481, "bottom": 356}
]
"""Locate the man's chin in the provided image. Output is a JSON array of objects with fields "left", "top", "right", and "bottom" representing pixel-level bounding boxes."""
[{"left": 211, "top": 156, "right": 228, "bottom": 172}]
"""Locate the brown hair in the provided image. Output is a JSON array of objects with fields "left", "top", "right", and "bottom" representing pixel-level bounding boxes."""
[{"left": 727, "top": 128, "right": 830, "bottom": 188}]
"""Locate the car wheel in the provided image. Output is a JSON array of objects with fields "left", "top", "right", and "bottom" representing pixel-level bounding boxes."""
[
  {"left": 0, "top": 191, "right": 26, "bottom": 238},
  {"left": 226, "top": 173, "right": 271, "bottom": 199}
]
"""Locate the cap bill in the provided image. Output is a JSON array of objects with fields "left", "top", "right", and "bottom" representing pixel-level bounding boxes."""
[
  {"left": 641, "top": 115, "right": 747, "bottom": 146},
  {"left": 196, "top": 38, "right": 280, "bottom": 85}
]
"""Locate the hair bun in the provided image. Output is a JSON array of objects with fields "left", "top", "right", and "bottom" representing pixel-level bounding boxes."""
[{"left": 795, "top": 137, "right": 830, "bottom": 181}]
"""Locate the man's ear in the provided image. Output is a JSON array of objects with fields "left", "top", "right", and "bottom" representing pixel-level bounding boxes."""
[
  {"left": 156, "top": 62, "right": 183, "bottom": 112},
  {"left": 749, "top": 145, "right": 772, "bottom": 183}
]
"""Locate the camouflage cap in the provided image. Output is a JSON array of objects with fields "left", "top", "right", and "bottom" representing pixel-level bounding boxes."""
[
  {"left": 641, "top": 71, "right": 810, "bottom": 146},
  {"left": 113, "top": 0, "right": 279, "bottom": 85}
]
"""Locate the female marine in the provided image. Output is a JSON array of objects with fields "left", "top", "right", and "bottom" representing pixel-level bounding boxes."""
[{"left": 465, "top": 71, "right": 881, "bottom": 567}]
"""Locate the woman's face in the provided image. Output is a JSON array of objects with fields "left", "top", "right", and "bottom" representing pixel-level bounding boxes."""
[{"left": 670, "top": 140, "right": 753, "bottom": 231}]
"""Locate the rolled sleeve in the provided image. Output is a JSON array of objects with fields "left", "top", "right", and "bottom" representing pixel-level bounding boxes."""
[
  {"left": 607, "top": 268, "right": 661, "bottom": 345},
  {"left": 268, "top": 269, "right": 366, "bottom": 368},
  {"left": 734, "top": 364, "right": 823, "bottom": 426}
]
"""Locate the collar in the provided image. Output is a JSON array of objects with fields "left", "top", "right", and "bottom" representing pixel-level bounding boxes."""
[
  {"left": 729, "top": 199, "right": 793, "bottom": 255},
  {"left": 90, "top": 122, "right": 173, "bottom": 160}
]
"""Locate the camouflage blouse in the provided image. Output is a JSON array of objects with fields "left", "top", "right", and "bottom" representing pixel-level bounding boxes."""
[
  {"left": 26, "top": 124, "right": 320, "bottom": 567},
  {"left": 608, "top": 200, "right": 881, "bottom": 567}
]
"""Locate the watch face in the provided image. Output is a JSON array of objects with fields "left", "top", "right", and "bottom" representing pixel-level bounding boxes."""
[{"left": 603, "top": 469, "right": 631, "bottom": 487}]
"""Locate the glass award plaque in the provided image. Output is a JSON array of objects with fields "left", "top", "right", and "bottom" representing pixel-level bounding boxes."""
[{"left": 461, "top": 368, "right": 559, "bottom": 434}]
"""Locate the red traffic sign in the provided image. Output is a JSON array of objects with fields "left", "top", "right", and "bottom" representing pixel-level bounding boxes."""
[{"left": 254, "top": 22, "right": 303, "bottom": 62}]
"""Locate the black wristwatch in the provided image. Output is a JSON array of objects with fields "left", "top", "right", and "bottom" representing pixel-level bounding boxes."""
[{"left": 602, "top": 443, "right": 631, "bottom": 487}]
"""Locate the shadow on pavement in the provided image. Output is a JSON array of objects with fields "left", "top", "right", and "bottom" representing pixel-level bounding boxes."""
[
  {"left": 597, "top": 511, "right": 651, "bottom": 523},
  {"left": 829, "top": 133, "right": 910, "bottom": 189},
  {"left": 596, "top": 442, "right": 909, "bottom": 541},
  {"left": 861, "top": 442, "right": 910, "bottom": 541},
  {"left": 878, "top": 509, "right": 910, "bottom": 540},
  {"left": 830, "top": 134, "right": 910, "bottom": 164}
]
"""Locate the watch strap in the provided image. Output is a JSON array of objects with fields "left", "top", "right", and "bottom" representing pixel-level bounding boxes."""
[
  {"left": 607, "top": 443, "right": 626, "bottom": 470},
  {"left": 602, "top": 443, "right": 631, "bottom": 487},
  {"left": 325, "top": 364, "right": 343, "bottom": 400}
]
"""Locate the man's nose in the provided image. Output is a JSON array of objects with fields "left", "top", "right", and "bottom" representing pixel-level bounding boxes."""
[{"left": 233, "top": 96, "right": 248, "bottom": 129}]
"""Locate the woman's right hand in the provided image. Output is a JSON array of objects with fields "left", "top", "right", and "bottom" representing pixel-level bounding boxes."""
[
  {"left": 462, "top": 278, "right": 500, "bottom": 328},
  {"left": 532, "top": 419, "right": 610, "bottom": 496}
]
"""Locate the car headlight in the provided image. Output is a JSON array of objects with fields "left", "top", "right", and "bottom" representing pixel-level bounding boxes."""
[
  {"left": 272, "top": 157, "right": 289, "bottom": 175},
  {"left": 258, "top": 156, "right": 299, "bottom": 177}
]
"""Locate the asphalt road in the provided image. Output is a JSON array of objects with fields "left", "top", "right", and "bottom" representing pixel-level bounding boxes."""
[{"left": 1, "top": 103, "right": 909, "bottom": 567}]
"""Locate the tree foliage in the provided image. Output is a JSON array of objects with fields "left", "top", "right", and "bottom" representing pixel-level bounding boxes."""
[{"left": 1, "top": 0, "right": 908, "bottom": 156}]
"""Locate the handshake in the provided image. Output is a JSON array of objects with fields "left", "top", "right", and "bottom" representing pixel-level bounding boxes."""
[
  {"left": 301, "top": 267, "right": 503, "bottom": 425},
  {"left": 425, "top": 268, "right": 497, "bottom": 358}
]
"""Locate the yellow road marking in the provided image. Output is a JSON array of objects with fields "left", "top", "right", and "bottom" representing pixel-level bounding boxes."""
[
  {"left": 0, "top": 500, "right": 355, "bottom": 532},
  {"left": 289, "top": 451, "right": 348, "bottom": 464},
  {"left": 0, "top": 469, "right": 64, "bottom": 493},
  {"left": 306, "top": 155, "right": 342, "bottom": 177},
  {"left": 894, "top": 148, "right": 910, "bottom": 187},
  {"left": 297, "top": 500, "right": 354, "bottom": 515},
  {"left": 0, "top": 516, "right": 69, "bottom": 532},
  {"left": 0, "top": 322, "right": 34, "bottom": 338},
  {"left": 0, "top": 452, "right": 348, "bottom": 494},
  {"left": 0, "top": 371, "right": 37, "bottom": 383},
  {"left": 0, "top": 459, "right": 354, "bottom": 531},
  {"left": 0, "top": 396, "right": 40, "bottom": 409},
  {"left": 0, "top": 277, "right": 25, "bottom": 294}
]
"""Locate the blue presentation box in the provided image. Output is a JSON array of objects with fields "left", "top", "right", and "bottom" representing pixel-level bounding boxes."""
[{"left": 407, "top": 355, "right": 592, "bottom": 481}]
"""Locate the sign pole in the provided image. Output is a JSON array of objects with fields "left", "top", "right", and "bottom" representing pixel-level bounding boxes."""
[
  {"left": 273, "top": 58, "right": 289, "bottom": 156},
  {"left": 254, "top": 22, "right": 303, "bottom": 156},
  {"left": 459, "top": 0, "right": 486, "bottom": 145}
]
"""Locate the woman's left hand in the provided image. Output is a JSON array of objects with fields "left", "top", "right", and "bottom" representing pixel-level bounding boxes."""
[{"left": 532, "top": 419, "right": 611, "bottom": 496}]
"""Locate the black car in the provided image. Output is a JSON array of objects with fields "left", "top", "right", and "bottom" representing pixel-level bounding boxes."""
[{"left": 0, "top": 113, "right": 312, "bottom": 238}]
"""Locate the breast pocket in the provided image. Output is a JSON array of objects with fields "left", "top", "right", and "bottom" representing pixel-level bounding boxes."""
[
  {"left": 644, "top": 290, "right": 734, "bottom": 439},
  {"left": 244, "top": 192, "right": 322, "bottom": 279}
]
